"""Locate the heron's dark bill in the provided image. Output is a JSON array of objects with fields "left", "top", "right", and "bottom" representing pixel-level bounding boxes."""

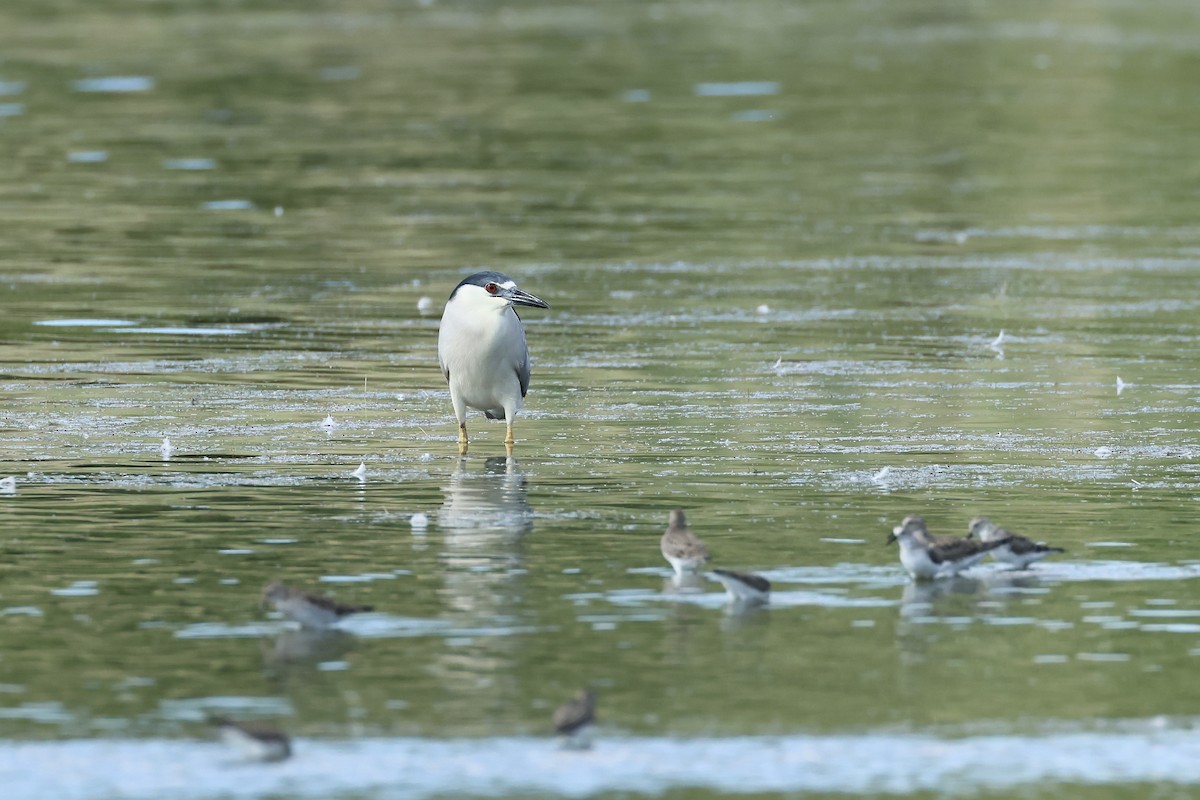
[
  {"left": 885, "top": 532, "right": 898, "bottom": 545},
  {"left": 508, "top": 288, "right": 550, "bottom": 309}
]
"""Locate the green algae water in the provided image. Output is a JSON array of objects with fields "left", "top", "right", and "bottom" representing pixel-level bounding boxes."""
[{"left": 2, "top": 1, "right": 1200, "bottom": 797}]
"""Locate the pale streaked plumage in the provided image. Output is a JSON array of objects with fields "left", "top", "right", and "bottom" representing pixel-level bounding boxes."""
[
  {"left": 968, "top": 516, "right": 1064, "bottom": 569},
  {"left": 261, "top": 580, "right": 373, "bottom": 629},
  {"left": 660, "top": 509, "right": 710, "bottom": 576},
  {"left": 886, "top": 515, "right": 1006, "bottom": 580}
]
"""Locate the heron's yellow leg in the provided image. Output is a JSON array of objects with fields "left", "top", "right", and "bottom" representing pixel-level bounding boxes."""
[{"left": 458, "top": 423, "right": 469, "bottom": 455}]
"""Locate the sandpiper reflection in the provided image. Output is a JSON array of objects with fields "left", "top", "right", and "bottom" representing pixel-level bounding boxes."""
[
  {"left": 898, "top": 575, "right": 984, "bottom": 620},
  {"left": 262, "top": 627, "right": 357, "bottom": 674}
]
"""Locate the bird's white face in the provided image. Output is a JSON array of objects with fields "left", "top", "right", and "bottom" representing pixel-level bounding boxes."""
[
  {"left": 261, "top": 581, "right": 289, "bottom": 606},
  {"left": 887, "top": 516, "right": 926, "bottom": 546},
  {"left": 458, "top": 279, "right": 520, "bottom": 314},
  {"left": 968, "top": 516, "right": 992, "bottom": 539}
]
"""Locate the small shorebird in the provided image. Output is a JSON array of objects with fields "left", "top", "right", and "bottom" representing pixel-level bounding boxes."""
[
  {"left": 710, "top": 568, "right": 770, "bottom": 605},
  {"left": 886, "top": 515, "right": 1006, "bottom": 580},
  {"left": 209, "top": 716, "right": 291, "bottom": 763},
  {"left": 968, "top": 516, "right": 1064, "bottom": 569},
  {"left": 437, "top": 271, "right": 550, "bottom": 455},
  {"left": 660, "top": 509, "right": 710, "bottom": 576},
  {"left": 552, "top": 689, "right": 596, "bottom": 749},
  {"left": 261, "top": 581, "right": 373, "bottom": 629}
]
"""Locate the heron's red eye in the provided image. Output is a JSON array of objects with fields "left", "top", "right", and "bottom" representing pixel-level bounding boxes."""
[{"left": 485, "top": 282, "right": 499, "bottom": 294}]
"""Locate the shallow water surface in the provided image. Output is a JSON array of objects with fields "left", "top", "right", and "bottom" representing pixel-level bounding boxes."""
[{"left": 2, "top": 0, "right": 1200, "bottom": 798}]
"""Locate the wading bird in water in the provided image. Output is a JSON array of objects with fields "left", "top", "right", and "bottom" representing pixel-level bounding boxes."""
[{"left": 437, "top": 271, "right": 550, "bottom": 455}]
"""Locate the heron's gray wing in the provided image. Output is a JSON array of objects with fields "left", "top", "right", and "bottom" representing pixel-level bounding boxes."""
[
  {"left": 516, "top": 327, "right": 531, "bottom": 398},
  {"left": 517, "top": 357, "right": 530, "bottom": 397},
  {"left": 501, "top": 306, "right": 534, "bottom": 397}
]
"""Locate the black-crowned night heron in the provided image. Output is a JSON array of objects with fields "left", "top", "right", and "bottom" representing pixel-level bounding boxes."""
[{"left": 437, "top": 271, "right": 549, "bottom": 454}]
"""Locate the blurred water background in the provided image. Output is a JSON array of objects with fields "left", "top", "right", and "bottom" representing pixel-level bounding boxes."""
[{"left": 3, "top": 1, "right": 1200, "bottom": 797}]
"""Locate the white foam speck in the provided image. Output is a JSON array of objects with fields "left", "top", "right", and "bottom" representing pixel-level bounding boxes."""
[
  {"left": 417, "top": 296, "right": 434, "bottom": 314},
  {"left": 322, "top": 415, "right": 337, "bottom": 432},
  {"left": 160, "top": 437, "right": 174, "bottom": 460},
  {"left": 410, "top": 512, "right": 429, "bottom": 529},
  {"left": 1094, "top": 446, "right": 1113, "bottom": 459},
  {"left": 351, "top": 463, "right": 367, "bottom": 480},
  {"left": 0, "top": 476, "right": 15, "bottom": 495}
]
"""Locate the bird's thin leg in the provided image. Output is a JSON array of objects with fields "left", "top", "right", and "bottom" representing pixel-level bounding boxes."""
[
  {"left": 504, "top": 422, "right": 515, "bottom": 447},
  {"left": 458, "top": 423, "right": 469, "bottom": 455}
]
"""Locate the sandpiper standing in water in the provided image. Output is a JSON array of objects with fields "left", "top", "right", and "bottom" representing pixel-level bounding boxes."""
[
  {"left": 553, "top": 689, "right": 596, "bottom": 750},
  {"left": 660, "top": 509, "right": 710, "bottom": 577},
  {"left": 968, "top": 516, "right": 1064, "bottom": 569},
  {"left": 261, "top": 581, "right": 373, "bottom": 630},
  {"left": 710, "top": 568, "right": 770, "bottom": 606},
  {"left": 209, "top": 716, "right": 292, "bottom": 763},
  {"left": 886, "top": 515, "right": 1006, "bottom": 580}
]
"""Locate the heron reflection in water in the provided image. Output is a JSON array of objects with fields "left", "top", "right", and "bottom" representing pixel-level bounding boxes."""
[
  {"left": 433, "top": 456, "right": 535, "bottom": 696},
  {"left": 437, "top": 455, "right": 533, "bottom": 614},
  {"left": 438, "top": 456, "right": 534, "bottom": 539}
]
